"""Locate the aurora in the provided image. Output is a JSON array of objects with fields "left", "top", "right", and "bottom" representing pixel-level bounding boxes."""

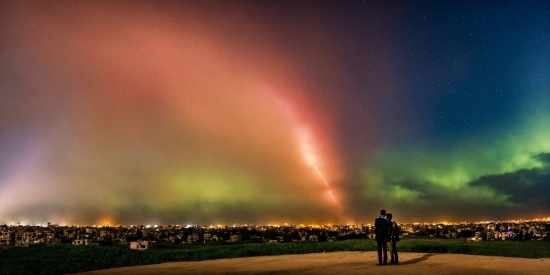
[{"left": 0, "top": 0, "right": 548, "bottom": 225}]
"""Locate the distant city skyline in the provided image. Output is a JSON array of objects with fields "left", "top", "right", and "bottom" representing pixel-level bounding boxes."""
[
  {"left": 0, "top": 1, "right": 548, "bottom": 225},
  {"left": 4, "top": 216, "right": 550, "bottom": 228}
]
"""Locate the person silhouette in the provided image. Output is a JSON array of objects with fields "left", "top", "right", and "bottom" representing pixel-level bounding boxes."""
[
  {"left": 386, "top": 213, "right": 399, "bottom": 265},
  {"left": 374, "top": 209, "right": 389, "bottom": 265}
]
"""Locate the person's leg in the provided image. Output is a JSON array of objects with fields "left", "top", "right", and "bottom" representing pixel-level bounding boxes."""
[
  {"left": 394, "top": 242, "right": 398, "bottom": 264},
  {"left": 377, "top": 241, "right": 383, "bottom": 264},
  {"left": 389, "top": 242, "right": 395, "bottom": 263},
  {"left": 382, "top": 241, "right": 388, "bottom": 264}
]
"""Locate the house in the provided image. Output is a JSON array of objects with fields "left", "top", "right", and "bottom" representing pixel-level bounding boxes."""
[
  {"left": 187, "top": 232, "right": 199, "bottom": 242},
  {"left": 130, "top": 241, "right": 152, "bottom": 250},
  {"left": 0, "top": 231, "right": 15, "bottom": 246},
  {"left": 15, "top": 232, "right": 35, "bottom": 247},
  {"left": 470, "top": 232, "right": 482, "bottom": 241},
  {"left": 229, "top": 234, "right": 242, "bottom": 242},
  {"left": 309, "top": 234, "right": 319, "bottom": 242},
  {"left": 72, "top": 239, "right": 90, "bottom": 245}
]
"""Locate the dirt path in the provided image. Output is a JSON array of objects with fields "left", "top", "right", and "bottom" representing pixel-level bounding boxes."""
[{"left": 77, "top": 252, "right": 549, "bottom": 275}]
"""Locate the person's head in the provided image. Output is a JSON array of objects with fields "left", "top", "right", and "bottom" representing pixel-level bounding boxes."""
[
  {"left": 386, "top": 213, "right": 392, "bottom": 221},
  {"left": 380, "top": 210, "right": 386, "bottom": 216}
]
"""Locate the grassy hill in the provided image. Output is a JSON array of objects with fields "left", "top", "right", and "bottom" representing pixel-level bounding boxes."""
[{"left": 1, "top": 238, "right": 548, "bottom": 274}]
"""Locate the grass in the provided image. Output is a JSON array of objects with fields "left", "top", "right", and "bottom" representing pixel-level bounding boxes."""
[
  {"left": 0, "top": 238, "right": 548, "bottom": 274},
  {"left": 396, "top": 237, "right": 550, "bottom": 258}
]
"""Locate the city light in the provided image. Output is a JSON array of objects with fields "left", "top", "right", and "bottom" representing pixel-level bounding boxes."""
[{"left": 2, "top": 216, "right": 547, "bottom": 248}]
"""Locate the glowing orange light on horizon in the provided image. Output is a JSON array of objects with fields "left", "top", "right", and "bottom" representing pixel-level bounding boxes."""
[{"left": 98, "top": 217, "right": 114, "bottom": 226}]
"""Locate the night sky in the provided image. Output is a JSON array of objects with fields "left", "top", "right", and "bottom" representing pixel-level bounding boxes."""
[{"left": 1, "top": 1, "right": 548, "bottom": 225}]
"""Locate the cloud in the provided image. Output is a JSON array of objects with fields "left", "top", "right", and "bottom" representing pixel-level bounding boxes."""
[{"left": 468, "top": 152, "right": 550, "bottom": 207}]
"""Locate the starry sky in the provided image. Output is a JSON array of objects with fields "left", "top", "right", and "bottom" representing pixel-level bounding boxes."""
[{"left": 1, "top": 0, "right": 548, "bottom": 225}]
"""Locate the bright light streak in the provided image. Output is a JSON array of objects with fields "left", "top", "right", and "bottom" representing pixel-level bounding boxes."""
[
  {"left": 274, "top": 93, "right": 341, "bottom": 209},
  {"left": 299, "top": 128, "right": 341, "bottom": 208}
]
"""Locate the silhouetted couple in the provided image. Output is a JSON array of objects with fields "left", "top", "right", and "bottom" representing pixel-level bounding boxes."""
[{"left": 374, "top": 209, "right": 400, "bottom": 265}]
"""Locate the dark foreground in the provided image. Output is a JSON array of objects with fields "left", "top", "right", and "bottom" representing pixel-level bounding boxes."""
[
  {"left": 77, "top": 252, "right": 549, "bottom": 275},
  {"left": 1, "top": 238, "right": 549, "bottom": 274}
]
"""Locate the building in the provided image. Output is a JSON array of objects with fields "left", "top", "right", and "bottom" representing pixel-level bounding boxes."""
[
  {"left": 187, "top": 232, "right": 200, "bottom": 242},
  {"left": 130, "top": 241, "right": 152, "bottom": 250},
  {"left": 72, "top": 239, "right": 91, "bottom": 245},
  {"left": 0, "top": 231, "right": 15, "bottom": 246},
  {"left": 309, "top": 234, "right": 319, "bottom": 242},
  {"left": 229, "top": 234, "right": 242, "bottom": 242},
  {"left": 471, "top": 232, "right": 482, "bottom": 241}
]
